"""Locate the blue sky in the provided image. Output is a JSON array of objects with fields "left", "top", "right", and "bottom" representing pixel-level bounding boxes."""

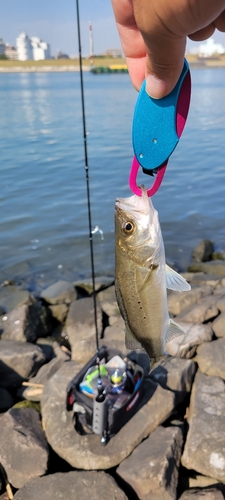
[
  {"left": 1, "top": 0, "right": 225, "bottom": 58},
  {"left": 1, "top": 0, "right": 121, "bottom": 57}
]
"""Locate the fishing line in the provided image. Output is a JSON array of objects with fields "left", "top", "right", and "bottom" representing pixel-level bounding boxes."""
[{"left": 75, "top": 0, "right": 100, "bottom": 355}]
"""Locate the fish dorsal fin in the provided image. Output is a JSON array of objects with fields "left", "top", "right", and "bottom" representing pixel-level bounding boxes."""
[
  {"left": 125, "top": 325, "right": 142, "bottom": 350},
  {"left": 165, "top": 264, "right": 191, "bottom": 292},
  {"left": 165, "top": 319, "right": 186, "bottom": 344}
]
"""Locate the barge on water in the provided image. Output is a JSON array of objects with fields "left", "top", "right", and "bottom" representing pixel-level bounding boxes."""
[{"left": 90, "top": 64, "right": 128, "bottom": 74}]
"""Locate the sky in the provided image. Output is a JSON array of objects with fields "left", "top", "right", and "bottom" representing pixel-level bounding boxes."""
[{"left": 1, "top": 0, "right": 225, "bottom": 58}]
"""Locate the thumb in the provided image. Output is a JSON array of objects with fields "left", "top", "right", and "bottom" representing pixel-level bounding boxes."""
[{"left": 144, "top": 36, "right": 187, "bottom": 99}]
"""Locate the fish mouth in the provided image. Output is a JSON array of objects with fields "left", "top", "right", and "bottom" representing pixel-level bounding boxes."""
[{"left": 115, "top": 186, "right": 151, "bottom": 217}]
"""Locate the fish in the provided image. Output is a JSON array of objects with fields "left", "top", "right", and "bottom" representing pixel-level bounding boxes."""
[{"left": 115, "top": 185, "right": 191, "bottom": 366}]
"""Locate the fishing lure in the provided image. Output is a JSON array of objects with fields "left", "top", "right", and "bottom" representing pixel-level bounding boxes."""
[{"left": 130, "top": 59, "right": 191, "bottom": 196}]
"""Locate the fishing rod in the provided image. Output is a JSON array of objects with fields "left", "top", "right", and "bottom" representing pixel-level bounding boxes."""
[{"left": 75, "top": 0, "right": 100, "bottom": 361}]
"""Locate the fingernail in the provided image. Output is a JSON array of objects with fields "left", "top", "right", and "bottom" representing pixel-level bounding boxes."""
[{"left": 146, "top": 74, "right": 167, "bottom": 99}]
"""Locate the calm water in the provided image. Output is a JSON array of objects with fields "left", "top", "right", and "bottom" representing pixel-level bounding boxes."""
[{"left": 0, "top": 69, "right": 225, "bottom": 290}]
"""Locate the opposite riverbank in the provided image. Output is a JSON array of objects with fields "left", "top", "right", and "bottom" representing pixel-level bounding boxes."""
[{"left": 0, "top": 54, "right": 225, "bottom": 72}]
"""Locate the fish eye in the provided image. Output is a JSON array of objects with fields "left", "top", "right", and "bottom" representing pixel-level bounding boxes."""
[{"left": 122, "top": 221, "right": 134, "bottom": 234}]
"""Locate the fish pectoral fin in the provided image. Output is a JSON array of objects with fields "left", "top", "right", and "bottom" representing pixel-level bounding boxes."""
[
  {"left": 125, "top": 325, "right": 142, "bottom": 350},
  {"left": 165, "top": 319, "right": 186, "bottom": 344},
  {"left": 165, "top": 264, "right": 191, "bottom": 292}
]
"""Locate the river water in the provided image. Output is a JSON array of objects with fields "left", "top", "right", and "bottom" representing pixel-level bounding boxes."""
[{"left": 0, "top": 68, "right": 225, "bottom": 290}]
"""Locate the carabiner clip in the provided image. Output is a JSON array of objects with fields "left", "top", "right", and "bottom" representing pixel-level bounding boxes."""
[{"left": 129, "top": 156, "right": 168, "bottom": 197}]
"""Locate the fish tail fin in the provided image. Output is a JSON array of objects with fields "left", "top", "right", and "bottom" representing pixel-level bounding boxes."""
[
  {"left": 125, "top": 325, "right": 142, "bottom": 350},
  {"left": 165, "top": 319, "right": 186, "bottom": 344}
]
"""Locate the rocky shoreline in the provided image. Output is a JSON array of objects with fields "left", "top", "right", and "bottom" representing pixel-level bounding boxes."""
[{"left": 1, "top": 238, "right": 225, "bottom": 499}]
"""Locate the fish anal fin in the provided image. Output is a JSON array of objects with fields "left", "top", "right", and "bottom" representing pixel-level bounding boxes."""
[
  {"left": 125, "top": 325, "right": 142, "bottom": 350},
  {"left": 165, "top": 264, "right": 191, "bottom": 292},
  {"left": 166, "top": 319, "right": 186, "bottom": 344}
]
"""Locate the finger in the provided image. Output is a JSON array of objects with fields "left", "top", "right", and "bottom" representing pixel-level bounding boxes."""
[
  {"left": 144, "top": 35, "right": 186, "bottom": 98},
  {"left": 214, "top": 10, "right": 225, "bottom": 31},
  {"left": 188, "top": 24, "right": 215, "bottom": 42}
]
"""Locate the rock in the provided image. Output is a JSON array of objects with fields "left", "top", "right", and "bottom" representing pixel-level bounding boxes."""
[
  {"left": 179, "top": 488, "right": 224, "bottom": 500},
  {"left": 74, "top": 277, "right": 114, "bottom": 295},
  {"left": 41, "top": 361, "right": 175, "bottom": 470},
  {"left": 176, "top": 295, "right": 219, "bottom": 323},
  {"left": 48, "top": 303, "right": 68, "bottom": 323},
  {"left": 168, "top": 286, "right": 213, "bottom": 316},
  {"left": 117, "top": 425, "right": 183, "bottom": 500},
  {"left": 212, "top": 312, "right": 225, "bottom": 338},
  {"left": 214, "top": 295, "right": 225, "bottom": 313},
  {"left": 213, "top": 250, "right": 225, "bottom": 261},
  {"left": 0, "top": 340, "right": 46, "bottom": 388},
  {"left": 190, "top": 274, "right": 223, "bottom": 287},
  {"left": 0, "top": 303, "right": 52, "bottom": 342},
  {"left": 0, "top": 407, "right": 49, "bottom": 488},
  {"left": 192, "top": 239, "right": 214, "bottom": 262},
  {"left": 165, "top": 322, "right": 213, "bottom": 359},
  {"left": 64, "top": 297, "right": 102, "bottom": 363},
  {"left": 17, "top": 346, "right": 70, "bottom": 401},
  {"left": 0, "top": 286, "right": 34, "bottom": 313},
  {"left": 101, "top": 317, "right": 130, "bottom": 356},
  {"left": 188, "top": 261, "right": 225, "bottom": 277},
  {"left": 195, "top": 339, "right": 225, "bottom": 379},
  {"left": 189, "top": 475, "right": 221, "bottom": 489},
  {"left": 97, "top": 285, "right": 120, "bottom": 319},
  {"left": 213, "top": 286, "right": 225, "bottom": 295},
  {"left": 150, "top": 357, "right": 197, "bottom": 403},
  {"left": 13, "top": 471, "right": 128, "bottom": 500},
  {"left": 181, "top": 372, "right": 225, "bottom": 481},
  {"left": 0, "top": 387, "right": 14, "bottom": 412},
  {"left": 40, "top": 280, "right": 77, "bottom": 305}
]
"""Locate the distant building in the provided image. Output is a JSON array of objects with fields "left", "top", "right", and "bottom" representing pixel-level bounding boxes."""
[
  {"left": 16, "top": 32, "right": 51, "bottom": 61},
  {"left": 16, "top": 32, "right": 33, "bottom": 60},
  {"left": 199, "top": 38, "right": 224, "bottom": 57},
  {"left": 56, "top": 51, "right": 69, "bottom": 59},
  {"left": 30, "top": 37, "right": 51, "bottom": 60},
  {"left": 5, "top": 44, "right": 18, "bottom": 60},
  {"left": 0, "top": 38, "right": 6, "bottom": 55},
  {"left": 104, "top": 48, "right": 123, "bottom": 58}
]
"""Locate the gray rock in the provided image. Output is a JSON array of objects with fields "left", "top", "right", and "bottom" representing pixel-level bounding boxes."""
[
  {"left": 189, "top": 475, "right": 221, "bottom": 488},
  {"left": 192, "top": 239, "right": 214, "bottom": 262},
  {"left": 168, "top": 286, "right": 213, "bottom": 316},
  {"left": 0, "top": 407, "right": 49, "bottom": 488},
  {"left": 97, "top": 285, "right": 120, "bottom": 319},
  {"left": 0, "top": 340, "right": 46, "bottom": 388},
  {"left": 74, "top": 276, "right": 114, "bottom": 295},
  {"left": 41, "top": 361, "right": 175, "bottom": 470},
  {"left": 181, "top": 372, "right": 225, "bottom": 481},
  {"left": 150, "top": 357, "right": 197, "bottom": 403},
  {"left": 195, "top": 338, "right": 225, "bottom": 379},
  {"left": 214, "top": 295, "right": 225, "bottom": 312},
  {"left": 188, "top": 261, "right": 225, "bottom": 277},
  {"left": 17, "top": 347, "right": 70, "bottom": 401},
  {"left": 213, "top": 250, "right": 225, "bottom": 261},
  {"left": 13, "top": 471, "right": 128, "bottom": 500},
  {"left": 165, "top": 322, "right": 213, "bottom": 359},
  {"left": 101, "top": 317, "right": 130, "bottom": 356},
  {"left": 179, "top": 488, "right": 224, "bottom": 500},
  {"left": 0, "top": 286, "right": 34, "bottom": 313},
  {"left": 176, "top": 295, "right": 219, "bottom": 323},
  {"left": 40, "top": 280, "right": 77, "bottom": 305},
  {"left": 213, "top": 286, "right": 225, "bottom": 295},
  {"left": 190, "top": 274, "right": 223, "bottom": 287},
  {"left": 48, "top": 303, "right": 68, "bottom": 323},
  {"left": 0, "top": 303, "right": 52, "bottom": 342},
  {"left": 212, "top": 312, "right": 225, "bottom": 338},
  {"left": 64, "top": 297, "right": 102, "bottom": 363},
  {"left": 0, "top": 387, "right": 14, "bottom": 412},
  {"left": 117, "top": 425, "right": 183, "bottom": 500}
]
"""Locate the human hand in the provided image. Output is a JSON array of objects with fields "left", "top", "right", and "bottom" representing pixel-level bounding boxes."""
[{"left": 111, "top": 0, "right": 225, "bottom": 98}]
